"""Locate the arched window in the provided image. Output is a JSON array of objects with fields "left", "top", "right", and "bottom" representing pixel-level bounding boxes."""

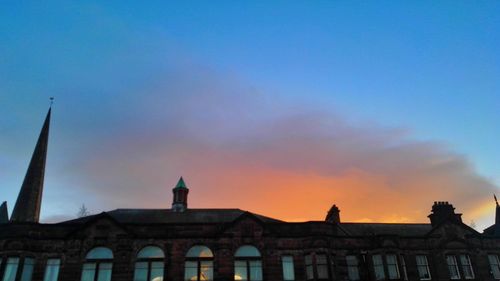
[
  {"left": 184, "top": 245, "right": 214, "bottom": 281},
  {"left": 81, "top": 247, "right": 113, "bottom": 281},
  {"left": 134, "top": 246, "right": 165, "bottom": 281},
  {"left": 234, "top": 245, "right": 262, "bottom": 281}
]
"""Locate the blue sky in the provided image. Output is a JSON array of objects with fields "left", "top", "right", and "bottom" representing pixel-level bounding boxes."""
[{"left": 0, "top": 1, "right": 499, "bottom": 228}]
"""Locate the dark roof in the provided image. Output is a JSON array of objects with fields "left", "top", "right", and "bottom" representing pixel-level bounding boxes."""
[
  {"left": 60, "top": 208, "right": 282, "bottom": 225},
  {"left": 340, "top": 222, "right": 432, "bottom": 236}
]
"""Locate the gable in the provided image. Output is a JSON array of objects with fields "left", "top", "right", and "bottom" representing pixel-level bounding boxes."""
[
  {"left": 221, "top": 212, "right": 266, "bottom": 237},
  {"left": 67, "top": 214, "right": 132, "bottom": 239}
]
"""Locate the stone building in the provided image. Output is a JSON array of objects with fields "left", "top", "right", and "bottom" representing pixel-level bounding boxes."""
[{"left": 1, "top": 108, "right": 500, "bottom": 281}]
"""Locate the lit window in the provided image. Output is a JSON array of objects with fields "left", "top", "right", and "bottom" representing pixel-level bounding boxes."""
[
  {"left": 446, "top": 256, "right": 461, "bottom": 280},
  {"left": 372, "top": 255, "right": 385, "bottom": 280},
  {"left": 459, "top": 255, "right": 474, "bottom": 280},
  {"left": 43, "top": 259, "right": 61, "bottom": 281},
  {"left": 489, "top": 255, "right": 500, "bottom": 279},
  {"left": 234, "top": 245, "right": 262, "bottom": 281},
  {"left": 346, "top": 255, "right": 360, "bottom": 281},
  {"left": 134, "top": 246, "right": 165, "bottom": 281},
  {"left": 281, "top": 256, "right": 295, "bottom": 281},
  {"left": 185, "top": 245, "right": 213, "bottom": 281},
  {"left": 2, "top": 257, "right": 20, "bottom": 281},
  {"left": 386, "top": 255, "right": 400, "bottom": 280},
  {"left": 81, "top": 247, "right": 113, "bottom": 281},
  {"left": 416, "top": 255, "right": 431, "bottom": 280}
]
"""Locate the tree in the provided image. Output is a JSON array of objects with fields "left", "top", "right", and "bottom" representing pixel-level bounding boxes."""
[
  {"left": 77, "top": 204, "right": 90, "bottom": 218},
  {"left": 469, "top": 220, "right": 477, "bottom": 230}
]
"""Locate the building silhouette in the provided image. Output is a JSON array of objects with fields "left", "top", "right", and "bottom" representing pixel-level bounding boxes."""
[{"left": 1, "top": 108, "right": 500, "bottom": 281}]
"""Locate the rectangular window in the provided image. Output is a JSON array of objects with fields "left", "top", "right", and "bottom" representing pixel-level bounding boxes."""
[
  {"left": 372, "top": 255, "right": 385, "bottom": 280},
  {"left": 346, "top": 255, "right": 360, "bottom": 281},
  {"left": 43, "top": 259, "right": 61, "bottom": 281},
  {"left": 416, "top": 255, "right": 431, "bottom": 280},
  {"left": 81, "top": 263, "right": 96, "bottom": 281},
  {"left": 20, "top": 258, "right": 35, "bottom": 281},
  {"left": 134, "top": 262, "right": 148, "bottom": 281},
  {"left": 316, "top": 254, "right": 329, "bottom": 279},
  {"left": 281, "top": 256, "right": 295, "bottom": 281},
  {"left": 386, "top": 255, "right": 400, "bottom": 280},
  {"left": 400, "top": 256, "right": 408, "bottom": 281},
  {"left": 305, "top": 255, "right": 314, "bottom": 280},
  {"left": 459, "top": 255, "right": 474, "bottom": 280},
  {"left": 489, "top": 255, "right": 500, "bottom": 279},
  {"left": 249, "top": 260, "right": 263, "bottom": 281},
  {"left": 97, "top": 263, "right": 112, "bottom": 281},
  {"left": 200, "top": 261, "right": 213, "bottom": 281},
  {"left": 234, "top": 261, "right": 247, "bottom": 281},
  {"left": 446, "top": 255, "right": 460, "bottom": 280},
  {"left": 2, "top": 257, "right": 20, "bottom": 281}
]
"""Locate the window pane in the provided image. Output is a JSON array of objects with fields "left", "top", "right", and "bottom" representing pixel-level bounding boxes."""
[
  {"left": 459, "top": 255, "right": 474, "bottom": 279},
  {"left": 81, "top": 263, "right": 96, "bottom": 281},
  {"left": 372, "top": 255, "right": 385, "bottom": 280},
  {"left": 386, "top": 255, "right": 400, "bottom": 280},
  {"left": 86, "top": 247, "right": 113, "bottom": 260},
  {"left": 489, "top": 255, "right": 500, "bottom": 279},
  {"left": 185, "top": 261, "right": 198, "bottom": 281},
  {"left": 400, "top": 256, "right": 408, "bottom": 281},
  {"left": 97, "top": 263, "right": 112, "bottom": 281},
  {"left": 235, "top": 246, "right": 260, "bottom": 258},
  {"left": 134, "top": 262, "right": 148, "bottom": 281},
  {"left": 416, "top": 255, "right": 431, "bottom": 280},
  {"left": 282, "top": 256, "right": 295, "bottom": 281},
  {"left": 346, "top": 256, "right": 360, "bottom": 281},
  {"left": 43, "top": 259, "right": 61, "bottom": 281},
  {"left": 234, "top": 261, "right": 247, "bottom": 281},
  {"left": 200, "top": 261, "right": 213, "bottom": 281},
  {"left": 249, "top": 261, "right": 262, "bottom": 281},
  {"left": 305, "top": 255, "right": 313, "bottom": 266},
  {"left": 150, "top": 261, "right": 164, "bottom": 281},
  {"left": 137, "top": 246, "right": 165, "bottom": 259},
  {"left": 186, "top": 246, "right": 213, "bottom": 258},
  {"left": 20, "top": 258, "right": 35, "bottom": 281},
  {"left": 446, "top": 256, "right": 460, "bottom": 280},
  {"left": 2, "top": 257, "right": 20, "bottom": 281}
]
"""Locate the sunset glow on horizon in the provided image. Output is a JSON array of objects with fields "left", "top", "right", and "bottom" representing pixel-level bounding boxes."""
[{"left": 0, "top": 1, "right": 498, "bottom": 230}]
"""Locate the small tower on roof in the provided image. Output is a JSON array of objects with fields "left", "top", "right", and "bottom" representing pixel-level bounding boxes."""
[
  {"left": 172, "top": 177, "right": 189, "bottom": 212},
  {"left": 11, "top": 106, "right": 51, "bottom": 223}
]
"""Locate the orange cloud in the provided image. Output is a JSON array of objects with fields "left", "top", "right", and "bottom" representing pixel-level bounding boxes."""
[{"left": 44, "top": 62, "right": 498, "bottom": 231}]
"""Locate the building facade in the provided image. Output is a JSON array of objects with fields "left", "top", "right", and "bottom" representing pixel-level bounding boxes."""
[{"left": 1, "top": 108, "right": 500, "bottom": 281}]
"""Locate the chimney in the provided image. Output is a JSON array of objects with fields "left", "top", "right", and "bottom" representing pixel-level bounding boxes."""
[
  {"left": 428, "top": 201, "right": 462, "bottom": 227},
  {"left": 325, "top": 204, "right": 341, "bottom": 223}
]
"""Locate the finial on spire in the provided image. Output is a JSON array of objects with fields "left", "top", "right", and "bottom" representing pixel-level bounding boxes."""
[
  {"left": 49, "top": 97, "right": 54, "bottom": 107},
  {"left": 495, "top": 194, "right": 499, "bottom": 207}
]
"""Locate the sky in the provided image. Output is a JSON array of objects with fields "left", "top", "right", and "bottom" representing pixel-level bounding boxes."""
[{"left": 0, "top": 1, "right": 499, "bottom": 230}]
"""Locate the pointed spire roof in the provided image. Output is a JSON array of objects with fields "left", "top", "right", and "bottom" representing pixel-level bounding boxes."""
[
  {"left": 174, "top": 177, "right": 187, "bottom": 189},
  {"left": 10, "top": 108, "right": 51, "bottom": 223},
  {"left": 0, "top": 201, "right": 8, "bottom": 223}
]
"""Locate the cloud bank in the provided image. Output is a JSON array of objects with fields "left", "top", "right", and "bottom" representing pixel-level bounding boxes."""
[{"left": 45, "top": 58, "right": 497, "bottom": 227}]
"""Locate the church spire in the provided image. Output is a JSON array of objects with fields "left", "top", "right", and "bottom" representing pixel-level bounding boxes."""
[
  {"left": 172, "top": 177, "right": 189, "bottom": 212},
  {"left": 0, "top": 201, "right": 8, "bottom": 223},
  {"left": 10, "top": 107, "right": 51, "bottom": 223}
]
